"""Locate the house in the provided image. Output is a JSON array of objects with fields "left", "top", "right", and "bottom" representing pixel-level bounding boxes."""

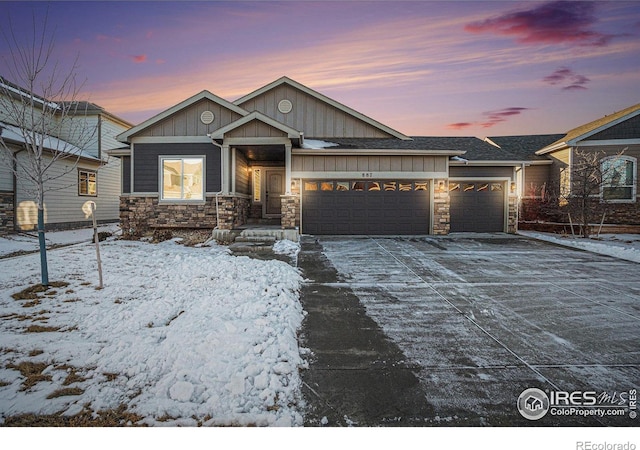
[
  {"left": 483, "top": 134, "right": 564, "bottom": 222},
  {"left": 110, "top": 76, "right": 640, "bottom": 237},
  {"left": 115, "top": 76, "right": 546, "bottom": 237},
  {"left": 0, "top": 78, "right": 132, "bottom": 233},
  {"left": 533, "top": 103, "right": 640, "bottom": 226}
]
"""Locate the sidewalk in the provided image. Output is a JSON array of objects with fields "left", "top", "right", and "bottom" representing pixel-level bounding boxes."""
[{"left": 0, "top": 223, "right": 120, "bottom": 258}]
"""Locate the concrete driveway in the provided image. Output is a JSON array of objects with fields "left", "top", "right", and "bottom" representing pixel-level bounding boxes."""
[{"left": 298, "top": 234, "right": 640, "bottom": 426}]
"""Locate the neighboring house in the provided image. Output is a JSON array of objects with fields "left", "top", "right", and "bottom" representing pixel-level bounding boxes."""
[
  {"left": 114, "top": 76, "right": 544, "bottom": 236},
  {"left": 484, "top": 134, "right": 564, "bottom": 222},
  {"left": 0, "top": 78, "right": 132, "bottom": 233},
  {"left": 534, "top": 103, "right": 640, "bottom": 226}
]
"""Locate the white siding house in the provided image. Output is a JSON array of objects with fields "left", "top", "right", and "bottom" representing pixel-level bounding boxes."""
[{"left": 0, "top": 78, "right": 132, "bottom": 233}]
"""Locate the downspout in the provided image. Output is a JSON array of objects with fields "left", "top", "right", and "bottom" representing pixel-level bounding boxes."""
[{"left": 208, "top": 136, "right": 224, "bottom": 231}]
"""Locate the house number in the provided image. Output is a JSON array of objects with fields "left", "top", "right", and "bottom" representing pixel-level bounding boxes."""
[{"left": 362, "top": 172, "right": 373, "bottom": 178}]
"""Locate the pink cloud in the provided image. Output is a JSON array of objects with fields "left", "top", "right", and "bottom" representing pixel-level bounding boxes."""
[
  {"left": 130, "top": 54, "right": 147, "bottom": 64},
  {"left": 465, "top": 1, "right": 613, "bottom": 47},
  {"left": 481, "top": 107, "right": 530, "bottom": 128},
  {"left": 543, "top": 67, "right": 590, "bottom": 90},
  {"left": 447, "top": 122, "right": 474, "bottom": 130}
]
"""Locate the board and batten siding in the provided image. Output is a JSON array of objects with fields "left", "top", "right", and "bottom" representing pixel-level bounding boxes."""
[
  {"left": 523, "top": 165, "right": 550, "bottom": 196},
  {"left": 136, "top": 99, "right": 244, "bottom": 138},
  {"left": 132, "top": 143, "right": 221, "bottom": 193},
  {"left": 0, "top": 154, "right": 13, "bottom": 191},
  {"left": 121, "top": 156, "right": 131, "bottom": 194},
  {"left": 292, "top": 154, "right": 447, "bottom": 176},
  {"left": 237, "top": 84, "right": 392, "bottom": 139},
  {"left": 14, "top": 152, "right": 121, "bottom": 229},
  {"left": 235, "top": 151, "right": 250, "bottom": 195},
  {"left": 227, "top": 120, "right": 288, "bottom": 139}
]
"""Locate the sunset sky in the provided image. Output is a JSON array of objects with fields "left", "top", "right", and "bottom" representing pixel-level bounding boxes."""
[{"left": 1, "top": 1, "right": 640, "bottom": 137}]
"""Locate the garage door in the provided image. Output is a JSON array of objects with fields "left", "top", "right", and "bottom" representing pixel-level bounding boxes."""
[
  {"left": 302, "top": 180, "right": 430, "bottom": 235},
  {"left": 449, "top": 181, "right": 505, "bottom": 232}
]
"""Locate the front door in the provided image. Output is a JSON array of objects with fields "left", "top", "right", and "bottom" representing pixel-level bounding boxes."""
[{"left": 265, "top": 169, "right": 285, "bottom": 216}]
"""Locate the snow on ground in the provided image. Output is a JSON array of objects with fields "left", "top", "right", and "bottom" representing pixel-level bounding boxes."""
[
  {"left": 272, "top": 239, "right": 301, "bottom": 260},
  {"left": 518, "top": 231, "right": 640, "bottom": 264},
  {"left": 0, "top": 223, "right": 121, "bottom": 258},
  {"left": 0, "top": 237, "right": 305, "bottom": 426}
]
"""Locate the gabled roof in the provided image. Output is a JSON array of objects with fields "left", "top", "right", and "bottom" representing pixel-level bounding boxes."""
[
  {"left": 486, "top": 134, "right": 564, "bottom": 161},
  {"left": 537, "top": 102, "right": 640, "bottom": 155},
  {"left": 0, "top": 121, "right": 100, "bottom": 161},
  {"left": 208, "top": 111, "right": 303, "bottom": 140},
  {"left": 320, "top": 136, "right": 489, "bottom": 153},
  {"left": 117, "top": 90, "right": 248, "bottom": 143},
  {"left": 234, "top": 76, "right": 411, "bottom": 141}
]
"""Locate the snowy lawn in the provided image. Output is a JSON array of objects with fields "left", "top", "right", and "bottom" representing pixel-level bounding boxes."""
[
  {"left": 518, "top": 231, "right": 640, "bottom": 264},
  {"left": 0, "top": 237, "right": 305, "bottom": 426}
]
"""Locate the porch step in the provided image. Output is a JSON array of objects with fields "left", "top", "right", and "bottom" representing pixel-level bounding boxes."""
[
  {"left": 234, "top": 235, "right": 277, "bottom": 243},
  {"left": 228, "top": 242, "right": 274, "bottom": 254}
]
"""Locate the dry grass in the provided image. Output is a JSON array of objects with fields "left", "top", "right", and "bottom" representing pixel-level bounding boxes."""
[
  {"left": 103, "top": 372, "right": 119, "bottom": 382},
  {"left": 28, "top": 349, "right": 44, "bottom": 357},
  {"left": 1, "top": 404, "right": 145, "bottom": 427},
  {"left": 24, "top": 325, "right": 60, "bottom": 333},
  {"left": 46, "top": 387, "right": 85, "bottom": 399},
  {"left": 6, "top": 361, "right": 52, "bottom": 390},
  {"left": 11, "top": 282, "right": 69, "bottom": 301}
]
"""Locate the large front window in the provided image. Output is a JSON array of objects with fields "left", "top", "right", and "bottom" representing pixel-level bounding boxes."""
[
  {"left": 601, "top": 156, "right": 636, "bottom": 202},
  {"left": 161, "top": 157, "right": 204, "bottom": 201}
]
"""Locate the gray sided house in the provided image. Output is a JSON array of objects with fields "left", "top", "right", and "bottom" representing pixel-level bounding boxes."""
[
  {"left": 115, "top": 77, "right": 537, "bottom": 236},
  {"left": 533, "top": 102, "right": 640, "bottom": 227},
  {"left": 0, "top": 78, "right": 133, "bottom": 233}
]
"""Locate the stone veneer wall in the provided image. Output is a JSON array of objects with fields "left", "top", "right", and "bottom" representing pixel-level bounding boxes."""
[
  {"left": 120, "top": 195, "right": 249, "bottom": 237},
  {"left": 519, "top": 198, "right": 640, "bottom": 225},
  {"left": 281, "top": 195, "right": 300, "bottom": 229},
  {"left": 601, "top": 202, "right": 640, "bottom": 225},
  {"left": 0, "top": 191, "right": 15, "bottom": 234},
  {"left": 432, "top": 179, "right": 450, "bottom": 235},
  {"left": 508, "top": 195, "right": 518, "bottom": 233}
]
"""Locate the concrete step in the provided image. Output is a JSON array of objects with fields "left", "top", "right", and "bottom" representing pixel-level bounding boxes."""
[
  {"left": 234, "top": 235, "right": 277, "bottom": 243},
  {"left": 229, "top": 242, "right": 274, "bottom": 254}
]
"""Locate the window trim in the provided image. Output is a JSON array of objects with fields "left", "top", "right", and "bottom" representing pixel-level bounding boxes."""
[
  {"left": 78, "top": 169, "right": 97, "bottom": 197},
  {"left": 159, "top": 155, "right": 206, "bottom": 203},
  {"left": 600, "top": 155, "right": 637, "bottom": 203}
]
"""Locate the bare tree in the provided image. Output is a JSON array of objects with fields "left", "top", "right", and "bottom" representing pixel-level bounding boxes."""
[
  {"left": 547, "top": 147, "right": 628, "bottom": 238},
  {"left": 0, "top": 10, "right": 94, "bottom": 286}
]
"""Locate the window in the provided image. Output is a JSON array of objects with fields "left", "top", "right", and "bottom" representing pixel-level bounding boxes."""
[
  {"left": 304, "top": 181, "right": 318, "bottom": 191},
  {"left": 161, "top": 157, "right": 204, "bottom": 201},
  {"left": 415, "top": 182, "right": 428, "bottom": 191},
  {"left": 491, "top": 183, "right": 503, "bottom": 192},
  {"left": 320, "top": 181, "right": 334, "bottom": 191},
  {"left": 78, "top": 170, "right": 97, "bottom": 196},
  {"left": 383, "top": 181, "right": 396, "bottom": 191},
  {"left": 253, "top": 169, "right": 262, "bottom": 202},
  {"left": 367, "top": 182, "right": 381, "bottom": 191},
  {"left": 601, "top": 156, "right": 636, "bottom": 202},
  {"left": 336, "top": 182, "right": 350, "bottom": 191}
]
